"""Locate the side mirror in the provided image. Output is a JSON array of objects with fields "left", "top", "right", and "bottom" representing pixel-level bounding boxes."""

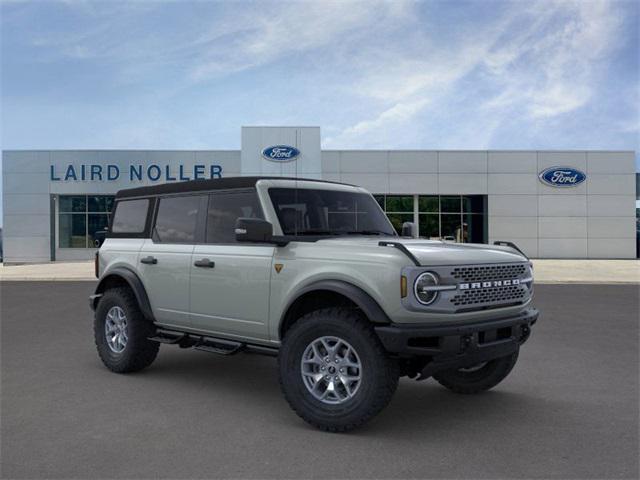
[
  {"left": 235, "top": 218, "right": 274, "bottom": 243},
  {"left": 401, "top": 221, "right": 416, "bottom": 238}
]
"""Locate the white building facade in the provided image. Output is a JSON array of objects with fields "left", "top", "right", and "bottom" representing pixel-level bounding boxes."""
[{"left": 2, "top": 126, "right": 637, "bottom": 263}]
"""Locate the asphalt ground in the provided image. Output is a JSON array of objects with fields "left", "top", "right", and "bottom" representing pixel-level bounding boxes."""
[{"left": 1, "top": 282, "right": 638, "bottom": 479}]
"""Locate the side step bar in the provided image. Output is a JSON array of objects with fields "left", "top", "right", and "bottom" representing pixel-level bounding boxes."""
[
  {"left": 148, "top": 329, "right": 278, "bottom": 357},
  {"left": 194, "top": 337, "right": 243, "bottom": 356},
  {"left": 147, "top": 331, "right": 187, "bottom": 344}
]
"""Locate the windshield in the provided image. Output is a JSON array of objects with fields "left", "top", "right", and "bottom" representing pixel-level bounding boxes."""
[{"left": 268, "top": 188, "right": 397, "bottom": 237}]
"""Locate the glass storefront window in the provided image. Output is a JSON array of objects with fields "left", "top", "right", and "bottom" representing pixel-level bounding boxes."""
[
  {"left": 59, "top": 196, "right": 86, "bottom": 213},
  {"left": 88, "top": 196, "right": 113, "bottom": 212},
  {"left": 378, "top": 194, "right": 487, "bottom": 243},
  {"left": 463, "top": 196, "right": 485, "bottom": 213},
  {"left": 418, "top": 196, "right": 439, "bottom": 213},
  {"left": 440, "top": 196, "right": 461, "bottom": 213},
  {"left": 58, "top": 195, "right": 114, "bottom": 248},
  {"left": 88, "top": 214, "right": 110, "bottom": 247},
  {"left": 441, "top": 214, "right": 462, "bottom": 241},
  {"left": 59, "top": 214, "right": 87, "bottom": 248},
  {"left": 463, "top": 212, "right": 486, "bottom": 244},
  {"left": 385, "top": 196, "right": 413, "bottom": 213},
  {"left": 419, "top": 214, "right": 439, "bottom": 239},
  {"left": 386, "top": 213, "right": 414, "bottom": 235}
]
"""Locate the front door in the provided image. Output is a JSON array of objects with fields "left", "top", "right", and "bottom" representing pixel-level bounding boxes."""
[
  {"left": 139, "top": 194, "right": 206, "bottom": 329},
  {"left": 189, "top": 190, "right": 274, "bottom": 341}
]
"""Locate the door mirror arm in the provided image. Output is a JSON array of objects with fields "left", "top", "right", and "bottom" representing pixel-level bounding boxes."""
[{"left": 235, "top": 218, "right": 289, "bottom": 246}]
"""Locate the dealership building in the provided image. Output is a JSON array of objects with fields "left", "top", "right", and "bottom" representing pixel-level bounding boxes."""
[{"left": 2, "top": 126, "right": 637, "bottom": 263}]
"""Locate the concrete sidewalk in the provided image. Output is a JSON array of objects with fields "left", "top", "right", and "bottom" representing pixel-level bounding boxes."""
[
  {"left": 0, "top": 261, "right": 97, "bottom": 281},
  {"left": 1, "top": 259, "right": 638, "bottom": 283}
]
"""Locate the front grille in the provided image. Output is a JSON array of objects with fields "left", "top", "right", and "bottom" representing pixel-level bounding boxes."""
[
  {"left": 450, "top": 284, "right": 527, "bottom": 308},
  {"left": 451, "top": 264, "right": 527, "bottom": 283}
]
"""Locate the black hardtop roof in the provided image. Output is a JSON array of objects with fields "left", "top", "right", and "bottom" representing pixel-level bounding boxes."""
[{"left": 115, "top": 176, "right": 351, "bottom": 199}]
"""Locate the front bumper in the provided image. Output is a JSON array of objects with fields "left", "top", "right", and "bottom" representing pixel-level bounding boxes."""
[{"left": 375, "top": 308, "right": 538, "bottom": 376}]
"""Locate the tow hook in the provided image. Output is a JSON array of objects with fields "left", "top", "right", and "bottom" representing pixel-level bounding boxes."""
[
  {"left": 460, "top": 335, "right": 472, "bottom": 353},
  {"left": 520, "top": 325, "right": 531, "bottom": 342}
]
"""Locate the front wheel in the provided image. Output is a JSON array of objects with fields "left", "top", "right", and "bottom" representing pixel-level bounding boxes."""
[
  {"left": 433, "top": 350, "right": 519, "bottom": 394},
  {"left": 278, "top": 308, "right": 399, "bottom": 432}
]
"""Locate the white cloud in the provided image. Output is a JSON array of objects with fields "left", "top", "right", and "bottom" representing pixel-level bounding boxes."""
[
  {"left": 189, "top": 1, "right": 412, "bottom": 80},
  {"left": 326, "top": 0, "right": 628, "bottom": 147},
  {"left": 331, "top": 98, "right": 430, "bottom": 141},
  {"left": 23, "top": 0, "right": 413, "bottom": 81},
  {"left": 4, "top": 0, "right": 636, "bottom": 153}
]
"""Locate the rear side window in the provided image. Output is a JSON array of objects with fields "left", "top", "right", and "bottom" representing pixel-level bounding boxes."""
[
  {"left": 111, "top": 199, "right": 149, "bottom": 234},
  {"left": 206, "top": 190, "right": 263, "bottom": 243},
  {"left": 154, "top": 195, "right": 202, "bottom": 243}
]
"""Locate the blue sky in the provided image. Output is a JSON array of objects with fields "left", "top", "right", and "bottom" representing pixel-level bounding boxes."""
[{"left": 1, "top": 0, "right": 639, "bottom": 224}]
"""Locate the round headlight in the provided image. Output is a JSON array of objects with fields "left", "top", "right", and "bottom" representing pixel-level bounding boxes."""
[{"left": 414, "top": 272, "right": 439, "bottom": 305}]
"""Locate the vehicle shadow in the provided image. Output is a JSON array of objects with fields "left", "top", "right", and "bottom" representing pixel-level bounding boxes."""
[{"left": 127, "top": 347, "right": 539, "bottom": 436}]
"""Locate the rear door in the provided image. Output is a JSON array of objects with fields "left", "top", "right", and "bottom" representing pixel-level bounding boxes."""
[
  {"left": 139, "top": 194, "right": 207, "bottom": 329},
  {"left": 190, "top": 189, "right": 274, "bottom": 341}
]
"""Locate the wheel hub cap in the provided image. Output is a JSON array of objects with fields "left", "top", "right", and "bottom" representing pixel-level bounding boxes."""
[
  {"left": 300, "top": 336, "right": 362, "bottom": 405},
  {"left": 105, "top": 306, "right": 128, "bottom": 353}
]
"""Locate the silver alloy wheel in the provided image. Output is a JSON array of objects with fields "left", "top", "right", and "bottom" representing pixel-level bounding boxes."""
[
  {"left": 300, "top": 336, "right": 362, "bottom": 405},
  {"left": 105, "top": 306, "right": 128, "bottom": 353}
]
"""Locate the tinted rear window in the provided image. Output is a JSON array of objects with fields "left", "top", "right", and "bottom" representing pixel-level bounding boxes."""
[
  {"left": 154, "top": 195, "right": 202, "bottom": 243},
  {"left": 111, "top": 199, "right": 149, "bottom": 233}
]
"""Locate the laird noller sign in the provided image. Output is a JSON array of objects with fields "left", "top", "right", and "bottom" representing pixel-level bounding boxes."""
[{"left": 50, "top": 163, "right": 223, "bottom": 182}]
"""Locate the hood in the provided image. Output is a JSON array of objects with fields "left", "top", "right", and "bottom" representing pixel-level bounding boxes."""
[
  {"left": 314, "top": 237, "right": 527, "bottom": 266},
  {"left": 398, "top": 239, "right": 527, "bottom": 266}
]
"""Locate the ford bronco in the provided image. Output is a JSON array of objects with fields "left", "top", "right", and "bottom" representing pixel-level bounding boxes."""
[{"left": 91, "top": 177, "right": 537, "bottom": 432}]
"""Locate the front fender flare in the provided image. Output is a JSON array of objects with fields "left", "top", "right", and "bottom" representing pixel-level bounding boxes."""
[
  {"left": 281, "top": 279, "right": 391, "bottom": 329},
  {"left": 92, "top": 267, "right": 154, "bottom": 322}
]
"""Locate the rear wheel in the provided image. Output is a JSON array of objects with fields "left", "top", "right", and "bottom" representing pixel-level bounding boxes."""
[
  {"left": 94, "top": 287, "right": 159, "bottom": 373},
  {"left": 433, "top": 350, "right": 519, "bottom": 394},
  {"left": 278, "top": 308, "right": 399, "bottom": 432}
]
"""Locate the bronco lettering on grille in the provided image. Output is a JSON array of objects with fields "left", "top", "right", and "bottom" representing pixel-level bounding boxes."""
[{"left": 458, "top": 279, "right": 520, "bottom": 290}]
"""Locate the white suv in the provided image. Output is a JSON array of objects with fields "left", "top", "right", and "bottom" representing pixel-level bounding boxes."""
[{"left": 91, "top": 177, "right": 538, "bottom": 432}]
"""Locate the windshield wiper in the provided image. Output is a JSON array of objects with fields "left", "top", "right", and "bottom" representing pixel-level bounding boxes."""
[
  {"left": 288, "top": 229, "right": 393, "bottom": 237},
  {"left": 292, "top": 230, "right": 342, "bottom": 236},
  {"left": 345, "top": 230, "right": 394, "bottom": 236}
]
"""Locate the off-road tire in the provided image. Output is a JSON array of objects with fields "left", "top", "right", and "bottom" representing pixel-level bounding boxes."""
[
  {"left": 433, "top": 349, "right": 519, "bottom": 394},
  {"left": 278, "top": 307, "right": 399, "bottom": 432},
  {"left": 94, "top": 287, "right": 159, "bottom": 373}
]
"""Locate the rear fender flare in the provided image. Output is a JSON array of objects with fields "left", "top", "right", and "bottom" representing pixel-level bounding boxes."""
[{"left": 93, "top": 267, "right": 154, "bottom": 322}]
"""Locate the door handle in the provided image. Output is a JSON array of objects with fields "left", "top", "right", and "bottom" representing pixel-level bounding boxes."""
[
  {"left": 140, "top": 256, "right": 158, "bottom": 265},
  {"left": 194, "top": 258, "right": 215, "bottom": 268}
]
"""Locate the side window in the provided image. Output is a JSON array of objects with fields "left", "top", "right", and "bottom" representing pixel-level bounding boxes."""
[
  {"left": 206, "top": 190, "right": 264, "bottom": 244},
  {"left": 154, "top": 195, "right": 202, "bottom": 243},
  {"left": 111, "top": 199, "right": 149, "bottom": 234}
]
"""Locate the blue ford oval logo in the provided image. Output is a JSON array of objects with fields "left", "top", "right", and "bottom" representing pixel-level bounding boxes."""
[
  {"left": 261, "top": 145, "right": 300, "bottom": 162},
  {"left": 538, "top": 166, "right": 586, "bottom": 188}
]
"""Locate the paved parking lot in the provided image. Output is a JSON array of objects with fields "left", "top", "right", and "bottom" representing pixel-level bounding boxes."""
[{"left": 1, "top": 282, "right": 638, "bottom": 479}]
